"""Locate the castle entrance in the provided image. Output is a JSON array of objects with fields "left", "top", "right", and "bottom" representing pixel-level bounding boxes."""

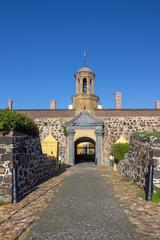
[
  {"left": 66, "top": 111, "right": 104, "bottom": 165},
  {"left": 75, "top": 137, "right": 95, "bottom": 164}
]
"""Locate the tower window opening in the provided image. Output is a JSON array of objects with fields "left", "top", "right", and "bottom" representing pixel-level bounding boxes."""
[
  {"left": 83, "top": 78, "right": 87, "bottom": 93},
  {"left": 78, "top": 79, "right": 80, "bottom": 93},
  {"left": 90, "top": 79, "right": 92, "bottom": 94}
]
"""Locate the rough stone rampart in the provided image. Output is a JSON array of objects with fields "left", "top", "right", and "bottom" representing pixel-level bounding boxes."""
[
  {"left": 35, "top": 118, "right": 69, "bottom": 161},
  {"left": 0, "top": 132, "right": 56, "bottom": 200},
  {"left": 101, "top": 116, "right": 160, "bottom": 161},
  {"left": 34, "top": 116, "right": 160, "bottom": 163},
  {"left": 118, "top": 134, "right": 160, "bottom": 187},
  {"left": 0, "top": 133, "right": 13, "bottom": 196}
]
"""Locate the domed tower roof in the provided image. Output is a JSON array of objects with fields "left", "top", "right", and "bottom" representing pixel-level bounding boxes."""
[
  {"left": 77, "top": 67, "right": 93, "bottom": 73},
  {"left": 75, "top": 66, "right": 95, "bottom": 78}
]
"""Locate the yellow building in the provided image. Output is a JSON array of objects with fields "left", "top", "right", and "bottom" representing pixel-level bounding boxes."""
[
  {"left": 115, "top": 135, "right": 128, "bottom": 144},
  {"left": 41, "top": 134, "right": 59, "bottom": 159}
]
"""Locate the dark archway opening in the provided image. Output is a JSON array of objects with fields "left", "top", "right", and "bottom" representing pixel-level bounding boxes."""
[
  {"left": 75, "top": 137, "right": 95, "bottom": 164},
  {"left": 83, "top": 78, "right": 87, "bottom": 93}
]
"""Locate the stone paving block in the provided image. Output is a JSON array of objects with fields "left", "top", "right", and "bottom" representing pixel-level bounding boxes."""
[{"left": 25, "top": 163, "right": 140, "bottom": 240}]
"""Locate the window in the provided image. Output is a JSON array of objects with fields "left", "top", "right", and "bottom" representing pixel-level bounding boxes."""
[
  {"left": 78, "top": 79, "right": 80, "bottom": 93},
  {"left": 90, "top": 79, "right": 92, "bottom": 94},
  {"left": 83, "top": 78, "right": 87, "bottom": 93}
]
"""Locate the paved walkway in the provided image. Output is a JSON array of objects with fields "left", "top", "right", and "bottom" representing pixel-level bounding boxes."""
[{"left": 26, "top": 163, "right": 140, "bottom": 240}]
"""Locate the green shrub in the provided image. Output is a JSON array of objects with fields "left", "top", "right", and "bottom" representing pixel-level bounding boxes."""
[
  {"left": 63, "top": 126, "right": 67, "bottom": 136},
  {"left": 111, "top": 143, "right": 129, "bottom": 163},
  {"left": 0, "top": 110, "right": 38, "bottom": 136},
  {"left": 134, "top": 131, "right": 160, "bottom": 138},
  {"left": 152, "top": 187, "right": 160, "bottom": 203}
]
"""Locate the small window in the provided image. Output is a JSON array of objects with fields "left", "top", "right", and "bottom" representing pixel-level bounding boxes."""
[
  {"left": 83, "top": 78, "right": 87, "bottom": 93},
  {"left": 90, "top": 79, "right": 92, "bottom": 93},
  {"left": 78, "top": 79, "right": 80, "bottom": 93}
]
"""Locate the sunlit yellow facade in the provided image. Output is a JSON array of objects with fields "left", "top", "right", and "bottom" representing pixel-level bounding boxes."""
[
  {"left": 115, "top": 135, "right": 128, "bottom": 144},
  {"left": 41, "top": 134, "right": 59, "bottom": 159}
]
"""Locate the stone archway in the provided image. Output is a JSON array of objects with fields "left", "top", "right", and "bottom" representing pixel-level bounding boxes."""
[
  {"left": 75, "top": 137, "right": 95, "bottom": 164},
  {"left": 66, "top": 111, "right": 104, "bottom": 165}
]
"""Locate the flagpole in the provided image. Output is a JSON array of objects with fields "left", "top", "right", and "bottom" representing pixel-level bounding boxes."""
[{"left": 84, "top": 50, "right": 86, "bottom": 67}]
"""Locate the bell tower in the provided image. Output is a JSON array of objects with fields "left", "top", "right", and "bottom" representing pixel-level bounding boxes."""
[{"left": 72, "top": 67, "right": 99, "bottom": 114}]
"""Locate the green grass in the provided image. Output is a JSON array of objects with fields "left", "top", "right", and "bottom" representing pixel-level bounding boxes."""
[
  {"left": 0, "top": 200, "right": 11, "bottom": 206},
  {"left": 134, "top": 131, "right": 160, "bottom": 138},
  {"left": 137, "top": 189, "right": 145, "bottom": 199},
  {"left": 0, "top": 192, "right": 11, "bottom": 206},
  {"left": 152, "top": 187, "right": 160, "bottom": 203},
  {"left": 120, "top": 176, "right": 160, "bottom": 203},
  {"left": 137, "top": 187, "right": 160, "bottom": 203}
]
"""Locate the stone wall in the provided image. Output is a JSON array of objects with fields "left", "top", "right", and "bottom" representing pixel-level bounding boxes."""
[
  {"left": 34, "top": 116, "right": 160, "bottom": 164},
  {"left": 101, "top": 116, "right": 160, "bottom": 161},
  {"left": 118, "top": 134, "right": 160, "bottom": 187},
  {"left": 0, "top": 133, "right": 12, "bottom": 195},
  {"left": 0, "top": 132, "right": 56, "bottom": 200},
  {"left": 35, "top": 118, "right": 69, "bottom": 162}
]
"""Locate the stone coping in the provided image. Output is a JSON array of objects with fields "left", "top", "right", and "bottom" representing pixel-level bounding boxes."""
[
  {"left": 11, "top": 109, "right": 160, "bottom": 119},
  {"left": 15, "top": 110, "right": 75, "bottom": 119},
  {"left": 95, "top": 109, "right": 160, "bottom": 117}
]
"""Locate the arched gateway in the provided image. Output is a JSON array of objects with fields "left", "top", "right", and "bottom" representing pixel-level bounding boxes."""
[
  {"left": 75, "top": 137, "right": 95, "bottom": 164},
  {"left": 66, "top": 111, "right": 104, "bottom": 165}
]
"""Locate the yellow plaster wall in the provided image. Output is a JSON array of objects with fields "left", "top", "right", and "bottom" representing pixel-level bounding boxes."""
[
  {"left": 41, "top": 134, "right": 58, "bottom": 159},
  {"left": 115, "top": 135, "right": 128, "bottom": 144},
  {"left": 74, "top": 129, "right": 96, "bottom": 141}
]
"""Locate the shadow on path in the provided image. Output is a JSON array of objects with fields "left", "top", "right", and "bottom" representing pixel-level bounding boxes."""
[{"left": 26, "top": 163, "right": 140, "bottom": 240}]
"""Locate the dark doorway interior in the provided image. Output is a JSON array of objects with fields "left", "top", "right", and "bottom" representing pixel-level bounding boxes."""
[{"left": 75, "top": 137, "right": 95, "bottom": 164}]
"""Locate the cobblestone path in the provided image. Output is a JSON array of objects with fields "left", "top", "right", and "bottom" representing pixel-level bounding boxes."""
[{"left": 26, "top": 163, "right": 140, "bottom": 240}]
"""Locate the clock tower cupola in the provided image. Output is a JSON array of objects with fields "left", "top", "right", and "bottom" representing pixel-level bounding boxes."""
[{"left": 72, "top": 66, "right": 99, "bottom": 114}]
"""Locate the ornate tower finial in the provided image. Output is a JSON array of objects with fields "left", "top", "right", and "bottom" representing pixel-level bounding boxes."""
[{"left": 83, "top": 50, "right": 86, "bottom": 67}]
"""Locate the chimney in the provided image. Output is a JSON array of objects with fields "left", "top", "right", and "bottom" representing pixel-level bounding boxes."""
[
  {"left": 50, "top": 99, "right": 56, "bottom": 109},
  {"left": 115, "top": 92, "right": 122, "bottom": 109},
  {"left": 8, "top": 99, "right": 13, "bottom": 110},
  {"left": 155, "top": 100, "right": 160, "bottom": 109}
]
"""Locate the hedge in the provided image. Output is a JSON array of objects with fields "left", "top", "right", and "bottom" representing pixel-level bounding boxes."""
[
  {"left": 0, "top": 110, "right": 38, "bottom": 136},
  {"left": 134, "top": 131, "right": 160, "bottom": 138},
  {"left": 111, "top": 143, "right": 129, "bottom": 163}
]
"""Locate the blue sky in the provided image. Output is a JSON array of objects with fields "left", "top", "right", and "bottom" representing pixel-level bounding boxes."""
[{"left": 0, "top": 0, "right": 160, "bottom": 109}]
